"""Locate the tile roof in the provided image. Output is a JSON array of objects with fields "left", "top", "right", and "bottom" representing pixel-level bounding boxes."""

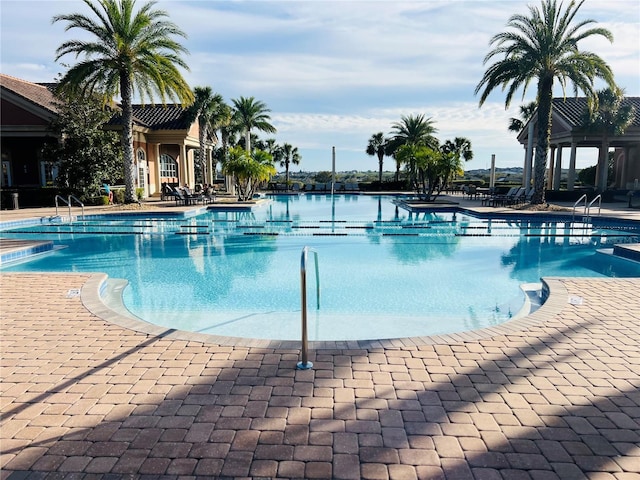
[
  {"left": 553, "top": 96, "right": 640, "bottom": 128},
  {"left": 0, "top": 73, "right": 58, "bottom": 114},
  {"left": 109, "top": 104, "right": 192, "bottom": 130}
]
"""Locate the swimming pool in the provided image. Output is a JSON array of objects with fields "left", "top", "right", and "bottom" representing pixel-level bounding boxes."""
[{"left": 2, "top": 194, "right": 639, "bottom": 341}]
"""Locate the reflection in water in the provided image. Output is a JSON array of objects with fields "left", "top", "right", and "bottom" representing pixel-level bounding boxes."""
[{"left": 2, "top": 196, "right": 639, "bottom": 340}]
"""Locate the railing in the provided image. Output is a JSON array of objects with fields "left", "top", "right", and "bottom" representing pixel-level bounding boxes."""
[
  {"left": 298, "top": 246, "right": 320, "bottom": 370},
  {"left": 572, "top": 194, "right": 588, "bottom": 221},
  {"left": 585, "top": 194, "right": 602, "bottom": 223},
  {"left": 55, "top": 195, "right": 85, "bottom": 220}
]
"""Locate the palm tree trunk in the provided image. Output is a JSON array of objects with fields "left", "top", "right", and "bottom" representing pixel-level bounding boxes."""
[
  {"left": 120, "top": 74, "right": 137, "bottom": 203},
  {"left": 532, "top": 77, "right": 553, "bottom": 204}
]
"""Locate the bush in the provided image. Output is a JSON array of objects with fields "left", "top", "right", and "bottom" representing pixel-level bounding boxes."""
[
  {"left": 113, "top": 188, "right": 125, "bottom": 204},
  {"left": 136, "top": 187, "right": 145, "bottom": 200}
]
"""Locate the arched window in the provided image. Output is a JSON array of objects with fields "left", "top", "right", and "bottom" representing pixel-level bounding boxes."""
[{"left": 160, "top": 153, "right": 177, "bottom": 178}]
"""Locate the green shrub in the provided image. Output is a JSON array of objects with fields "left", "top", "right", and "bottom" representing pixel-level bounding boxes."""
[
  {"left": 113, "top": 188, "right": 125, "bottom": 204},
  {"left": 136, "top": 187, "right": 145, "bottom": 200}
]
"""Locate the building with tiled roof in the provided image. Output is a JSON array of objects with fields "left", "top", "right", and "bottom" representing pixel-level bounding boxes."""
[
  {"left": 517, "top": 96, "right": 640, "bottom": 192},
  {"left": 1, "top": 74, "right": 208, "bottom": 204}
]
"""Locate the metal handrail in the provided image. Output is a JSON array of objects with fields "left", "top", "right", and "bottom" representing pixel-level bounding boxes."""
[
  {"left": 55, "top": 195, "right": 85, "bottom": 220},
  {"left": 69, "top": 195, "right": 85, "bottom": 218},
  {"left": 298, "top": 246, "right": 320, "bottom": 370},
  {"left": 585, "top": 194, "right": 602, "bottom": 223},
  {"left": 572, "top": 194, "right": 587, "bottom": 221}
]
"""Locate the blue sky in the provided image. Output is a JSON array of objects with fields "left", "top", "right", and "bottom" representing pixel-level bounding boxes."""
[{"left": 2, "top": 0, "right": 639, "bottom": 173}]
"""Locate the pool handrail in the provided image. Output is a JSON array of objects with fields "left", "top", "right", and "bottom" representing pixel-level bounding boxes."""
[
  {"left": 55, "top": 195, "right": 85, "bottom": 221},
  {"left": 586, "top": 194, "right": 602, "bottom": 223},
  {"left": 572, "top": 194, "right": 588, "bottom": 221},
  {"left": 298, "top": 246, "right": 320, "bottom": 370}
]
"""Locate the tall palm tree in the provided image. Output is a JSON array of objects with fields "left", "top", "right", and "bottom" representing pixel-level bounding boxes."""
[
  {"left": 231, "top": 96, "right": 277, "bottom": 152},
  {"left": 185, "top": 86, "right": 228, "bottom": 184},
  {"left": 475, "top": 0, "right": 615, "bottom": 204},
  {"left": 581, "top": 87, "right": 635, "bottom": 192},
  {"left": 53, "top": 0, "right": 193, "bottom": 203},
  {"left": 279, "top": 143, "right": 301, "bottom": 187},
  {"left": 366, "top": 132, "right": 389, "bottom": 187}
]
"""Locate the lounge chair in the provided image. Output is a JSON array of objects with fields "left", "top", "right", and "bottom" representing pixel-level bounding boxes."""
[
  {"left": 505, "top": 187, "right": 526, "bottom": 206},
  {"left": 483, "top": 187, "right": 517, "bottom": 207},
  {"left": 165, "top": 185, "right": 187, "bottom": 206},
  {"left": 184, "top": 186, "right": 206, "bottom": 205}
]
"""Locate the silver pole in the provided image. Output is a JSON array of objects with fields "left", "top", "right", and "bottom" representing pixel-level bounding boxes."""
[{"left": 297, "top": 247, "right": 313, "bottom": 369}]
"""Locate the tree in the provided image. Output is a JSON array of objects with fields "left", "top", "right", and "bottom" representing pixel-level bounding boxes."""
[
  {"left": 221, "top": 146, "right": 276, "bottom": 201},
  {"left": 580, "top": 87, "right": 635, "bottom": 192},
  {"left": 43, "top": 88, "right": 122, "bottom": 200},
  {"left": 185, "top": 86, "right": 229, "bottom": 184},
  {"left": 441, "top": 137, "right": 473, "bottom": 189},
  {"left": 231, "top": 96, "right": 277, "bottom": 152},
  {"left": 53, "top": 0, "right": 193, "bottom": 203},
  {"left": 388, "top": 114, "right": 438, "bottom": 186},
  {"left": 508, "top": 101, "right": 537, "bottom": 133},
  {"left": 366, "top": 132, "right": 389, "bottom": 187},
  {"left": 279, "top": 143, "right": 301, "bottom": 188},
  {"left": 475, "top": 0, "right": 615, "bottom": 204}
]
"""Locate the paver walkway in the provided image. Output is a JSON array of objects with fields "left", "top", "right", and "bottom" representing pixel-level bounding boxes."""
[{"left": 1, "top": 273, "right": 639, "bottom": 479}]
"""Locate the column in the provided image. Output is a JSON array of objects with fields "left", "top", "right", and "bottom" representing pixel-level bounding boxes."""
[
  {"left": 154, "top": 143, "right": 161, "bottom": 196},
  {"left": 547, "top": 146, "right": 556, "bottom": 190},
  {"left": 180, "top": 144, "right": 189, "bottom": 186},
  {"left": 567, "top": 142, "right": 577, "bottom": 191},
  {"left": 553, "top": 145, "right": 562, "bottom": 190},
  {"left": 524, "top": 121, "right": 534, "bottom": 190},
  {"left": 619, "top": 147, "right": 629, "bottom": 189}
]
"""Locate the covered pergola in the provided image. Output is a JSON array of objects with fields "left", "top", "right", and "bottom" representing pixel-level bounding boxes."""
[{"left": 518, "top": 97, "right": 640, "bottom": 192}]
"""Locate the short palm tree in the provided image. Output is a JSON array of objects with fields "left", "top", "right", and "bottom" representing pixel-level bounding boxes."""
[
  {"left": 53, "top": 0, "right": 193, "bottom": 203},
  {"left": 475, "top": 0, "right": 615, "bottom": 204},
  {"left": 388, "top": 114, "right": 438, "bottom": 186},
  {"left": 366, "top": 132, "right": 389, "bottom": 188},
  {"left": 581, "top": 87, "right": 635, "bottom": 191},
  {"left": 441, "top": 137, "right": 473, "bottom": 187},
  {"left": 279, "top": 143, "right": 301, "bottom": 188},
  {"left": 231, "top": 96, "right": 277, "bottom": 152},
  {"left": 222, "top": 146, "right": 276, "bottom": 200}
]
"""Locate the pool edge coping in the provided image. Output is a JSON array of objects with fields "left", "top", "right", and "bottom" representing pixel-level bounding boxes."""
[{"left": 79, "top": 272, "right": 571, "bottom": 349}]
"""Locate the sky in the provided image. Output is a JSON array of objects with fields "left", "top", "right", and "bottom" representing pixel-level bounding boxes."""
[{"left": 1, "top": 0, "right": 639, "bottom": 173}]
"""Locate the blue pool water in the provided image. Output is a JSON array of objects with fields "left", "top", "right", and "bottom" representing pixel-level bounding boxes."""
[{"left": 2, "top": 194, "right": 639, "bottom": 340}]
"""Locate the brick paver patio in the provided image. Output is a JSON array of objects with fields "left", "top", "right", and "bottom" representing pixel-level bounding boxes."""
[{"left": 1, "top": 271, "right": 639, "bottom": 479}]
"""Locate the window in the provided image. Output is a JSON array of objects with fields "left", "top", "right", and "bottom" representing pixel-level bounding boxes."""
[
  {"left": 137, "top": 149, "right": 146, "bottom": 188},
  {"left": 160, "top": 153, "right": 177, "bottom": 177},
  {"left": 40, "top": 161, "right": 58, "bottom": 186}
]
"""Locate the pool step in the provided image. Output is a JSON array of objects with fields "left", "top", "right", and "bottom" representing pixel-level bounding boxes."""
[
  {"left": 612, "top": 243, "right": 640, "bottom": 262},
  {"left": 0, "top": 239, "right": 55, "bottom": 265}
]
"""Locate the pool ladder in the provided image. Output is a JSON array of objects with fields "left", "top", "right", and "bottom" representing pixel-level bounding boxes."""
[
  {"left": 54, "top": 195, "right": 85, "bottom": 222},
  {"left": 572, "top": 194, "right": 602, "bottom": 223},
  {"left": 298, "top": 246, "right": 320, "bottom": 370}
]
